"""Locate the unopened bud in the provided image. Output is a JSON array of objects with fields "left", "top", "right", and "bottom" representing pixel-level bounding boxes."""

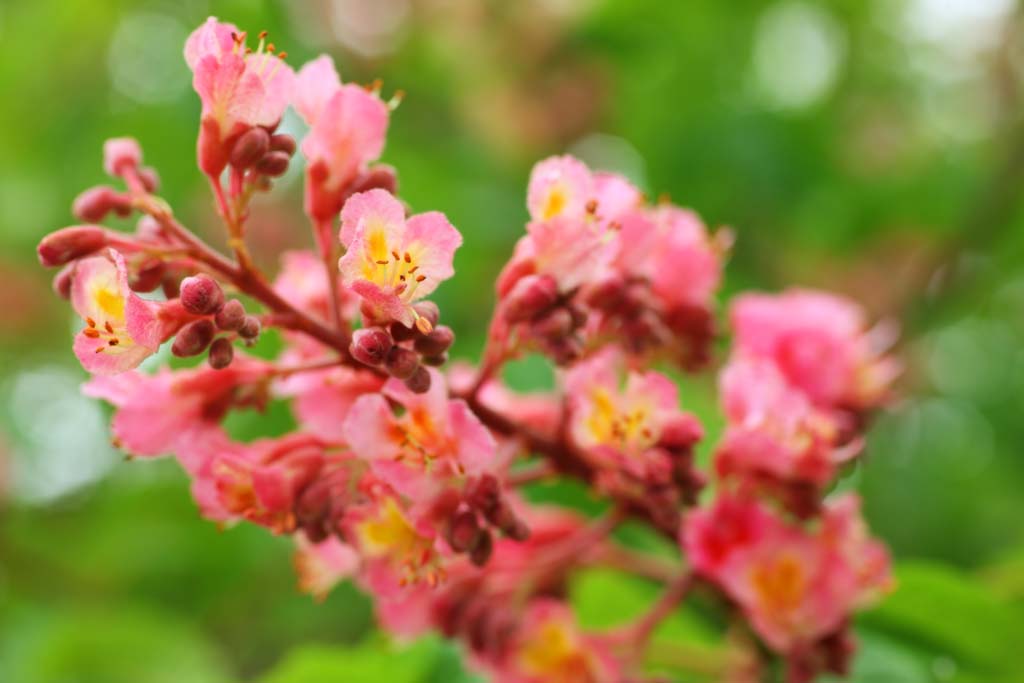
[
  {"left": 421, "top": 353, "right": 448, "bottom": 367},
  {"left": 351, "top": 327, "right": 393, "bottom": 366},
  {"left": 469, "top": 530, "right": 493, "bottom": 567},
  {"left": 658, "top": 415, "right": 703, "bottom": 450},
  {"left": 531, "top": 308, "right": 573, "bottom": 340},
  {"left": 404, "top": 365, "right": 432, "bottom": 394},
  {"left": 103, "top": 137, "right": 142, "bottom": 177},
  {"left": 230, "top": 128, "right": 271, "bottom": 169},
  {"left": 214, "top": 299, "right": 246, "bottom": 331},
  {"left": 136, "top": 215, "right": 164, "bottom": 241},
  {"left": 414, "top": 325, "right": 455, "bottom": 356},
  {"left": 503, "top": 274, "right": 558, "bottom": 323},
  {"left": 72, "top": 186, "right": 131, "bottom": 222},
  {"left": 172, "top": 319, "right": 216, "bottom": 357},
  {"left": 583, "top": 275, "right": 628, "bottom": 312},
  {"left": 350, "top": 164, "right": 398, "bottom": 195},
  {"left": 269, "top": 133, "right": 297, "bottom": 156},
  {"left": 37, "top": 226, "right": 107, "bottom": 266},
  {"left": 385, "top": 346, "right": 419, "bottom": 380},
  {"left": 447, "top": 510, "right": 482, "bottom": 553},
  {"left": 389, "top": 321, "right": 417, "bottom": 342},
  {"left": 238, "top": 315, "right": 262, "bottom": 340},
  {"left": 53, "top": 265, "right": 74, "bottom": 299},
  {"left": 254, "top": 151, "right": 290, "bottom": 177},
  {"left": 179, "top": 275, "right": 225, "bottom": 315},
  {"left": 130, "top": 258, "right": 165, "bottom": 293},
  {"left": 208, "top": 337, "right": 235, "bottom": 369},
  {"left": 138, "top": 167, "right": 160, "bottom": 193}
]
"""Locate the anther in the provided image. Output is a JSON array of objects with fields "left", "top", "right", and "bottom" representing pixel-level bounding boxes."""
[
  {"left": 86, "top": 317, "right": 96, "bottom": 328},
  {"left": 375, "top": 259, "right": 389, "bottom": 265},
  {"left": 403, "top": 252, "right": 411, "bottom": 263},
  {"left": 415, "top": 275, "right": 426, "bottom": 282},
  {"left": 104, "top": 321, "right": 114, "bottom": 334},
  {"left": 258, "top": 30, "right": 268, "bottom": 40},
  {"left": 83, "top": 328, "right": 100, "bottom": 339},
  {"left": 108, "top": 339, "right": 119, "bottom": 346}
]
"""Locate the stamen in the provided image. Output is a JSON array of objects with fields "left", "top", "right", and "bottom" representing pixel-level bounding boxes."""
[
  {"left": 104, "top": 321, "right": 115, "bottom": 334},
  {"left": 403, "top": 252, "right": 411, "bottom": 263},
  {"left": 415, "top": 275, "right": 426, "bottom": 282},
  {"left": 375, "top": 259, "right": 389, "bottom": 265},
  {"left": 86, "top": 317, "right": 96, "bottom": 328},
  {"left": 108, "top": 339, "right": 119, "bottom": 346},
  {"left": 83, "top": 328, "right": 100, "bottom": 339}
]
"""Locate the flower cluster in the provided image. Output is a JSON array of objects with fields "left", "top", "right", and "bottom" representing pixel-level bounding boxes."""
[{"left": 36, "top": 16, "right": 899, "bottom": 683}]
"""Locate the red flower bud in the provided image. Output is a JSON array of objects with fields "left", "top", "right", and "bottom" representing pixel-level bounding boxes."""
[
  {"left": 72, "top": 186, "right": 131, "bottom": 222},
  {"left": 385, "top": 346, "right": 420, "bottom": 380},
  {"left": 414, "top": 325, "right": 455, "bottom": 356},
  {"left": 230, "top": 128, "right": 271, "bottom": 169},
  {"left": 130, "top": 258, "right": 165, "bottom": 293},
  {"left": 254, "top": 151, "right": 290, "bottom": 177},
  {"left": 468, "top": 530, "right": 493, "bottom": 566},
  {"left": 404, "top": 366, "right": 432, "bottom": 394},
  {"left": 530, "top": 308, "right": 573, "bottom": 340},
  {"left": 389, "top": 321, "right": 417, "bottom": 342},
  {"left": 421, "top": 352, "right": 448, "bottom": 367},
  {"left": 207, "top": 337, "right": 235, "bottom": 369},
  {"left": 269, "top": 133, "right": 297, "bottom": 156},
  {"left": 138, "top": 167, "right": 160, "bottom": 192},
  {"left": 103, "top": 137, "right": 142, "bottom": 177},
  {"left": 214, "top": 299, "right": 247, "bottom": 331},
  {"left": 238, "top": 315, "right": 262, "bottom": 340},
  {"left": 350, "top": 164, "right": 398, "bottom": 196},
  {"left": 37, "top": 226, "right": 108, "bottom": 267},
  {"left": 179, "top": 274, "right": 225, "bottom": 315},
  {"left": 351, "top": 327, "right": 393, "bottom": 366},
  {"left": 172, "top": 319, "right": 216, "bottom": 357},
  {"left": 413, "top": 301, "right": 440, "bottom": 330},
  {"left": 447, "top": 510, "right": 482, "bottom": 553},
  {"left": 503, "top": 274, "right": 558, "bottom": 323}
]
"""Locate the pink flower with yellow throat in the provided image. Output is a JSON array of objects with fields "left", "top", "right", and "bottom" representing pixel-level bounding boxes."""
[
  {"left": 70, "top": 249, "right": 163, "bottom": 375},
  {"left": 184, "top": 17, "right": 295, "bottom": 176},
  {"left": 338, "top": 189, "right": 461, "bottom": 331}
]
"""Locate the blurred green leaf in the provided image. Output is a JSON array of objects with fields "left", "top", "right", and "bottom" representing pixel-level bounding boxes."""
[{"left": 858, "top": 561, "right": 1024, "bottom": 678}]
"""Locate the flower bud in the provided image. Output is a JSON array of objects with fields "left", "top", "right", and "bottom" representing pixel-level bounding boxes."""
[
  {"left": 103, "top": 137, "right": 142, "bottom": 176},
  {"left": 130, "top": 258, "right": 165, "bottom": 293},
  {"left": 414, "top": 325, "right": 455, "bottom": 356},
  {"left": 37, "top": 226, "right": 108, "bottom": 266},
  {"left": 351, "top": 327, "right": 393, "bottom": 366},
  {"left": 658, "top": 415, "right": 703, "bottom": 451},
  {"left": 404, "top": 366, "right": 432, "bottom": 394},
  {"left": 136, "top": 215, "right": 164, "bottom": 241},
  {"left": 351, "top": 164, "right": 398, "bottom": 195},
  {"left": 503, "top": 274, "right": 558, "bottom": 323},
  {"left": 53, "top": 265, "right": 74, "bottom": 299},
  {"left": 238, "top": 315, "right": 262, "bottom": 340},
  {"left": 254, "top": 151, "right": 290, "bottom": 177},
  {"left": 172, "top": 319, "right": 216, "bottom": 357},
  {"left": 72, "top": 186, "right": 131, "bottom": 222},
  {"left": 208, "top": 337, "right": 235, "bottom": 369},
  {"left": 389, "top": 321, "right": 417, "bottom": 342},
  {"left": 446, "top": 510, "right": 482, "bottom": 553},
  {"left": 179, "top": 274, "right": 225, "bottom": 315},
  {"left": 214, "top": 299, "right": 247, "bottom": 331},
  {"left": 385, "top": 346, "right": 420, "bottom": 380},
  {"left": 468, "top": 530, "right": 493, "bottom": 567},
  {"left": 531, "top": 308, "right": 573, "bottom": 340},
  {"left": 583, "top": 275, "right": 628, "bottom": 312},
  {"left": 269, "top": 133, "right": 297, "bottom": 156},
  {"left": 138, "top": 167, "right": 160, "bottom": 192},
  {"left": 421, "top": 353, "right": 448, "bottom": 367},
  {"left": 230, "top": 128, "right": 271, "bottom": 169}
]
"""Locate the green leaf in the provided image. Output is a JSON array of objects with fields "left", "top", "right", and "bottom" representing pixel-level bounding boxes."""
[{"left": 858, "top": 561, "right": 1024, "bottom": 677}]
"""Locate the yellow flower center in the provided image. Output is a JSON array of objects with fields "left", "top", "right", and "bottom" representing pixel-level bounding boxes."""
[
  {"left": 584, "top": 388, "right": 656, "bottom": 453},
  {"left": 518, "top": 618, "right": 598, "bottom": 682},
  {"left": 750, "top": 553, "right": 807, "bottom": 616}
]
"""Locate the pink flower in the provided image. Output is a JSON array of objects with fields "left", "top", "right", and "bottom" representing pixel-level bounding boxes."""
[
  {"left": 682, "top": 493, "right": 893, "bottom": 654},
  {"left": 293, "top": 532, "right": 360, "bottom": 601},
  {"left": 184, "top": 18, "right": 295, "bottom": 176},
  {"left": 195, "top": 433, "right": 325, "bottom": 533},
  {"left": 730, "top": 290, "right": 898, "bottom": 411},
  {"left": 294, "top": 56, "right": 390, "bottom": 221},
  {"left": 343, "top": 367, "right": 496, "bottom": 499},
  {"left": 70, "top": 250, "right": 163, "bottom": 375},
  {"left": 526, "top": 156, "right": 595, "bottom": 222},
  {"left": 274, "top": 363, "right": 384, "bottom": 442},
  {"left": 646, "top": 206, "right": 722, "bottom": 311},
  {"left": 483, "top": 599, "right": 620, "bottom": 683},
  {"left": 83, "top": 355, "right": 272, "bottom": 457},
  {"left": 338, "top": 189, "right": 462, "bottom": 329},
  {"left": 564, "top": 348, "right": 701, "bottom": 478},
  {"left": 715, "top": 357, "right": 847, "bottom": 488}
]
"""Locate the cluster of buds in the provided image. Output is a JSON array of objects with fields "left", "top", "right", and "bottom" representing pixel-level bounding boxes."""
[
  {"left": 35, "top": 15, "right": 901, "bottom": 683},
  {"left": 350, "top": 299, "right": 455, "bottom": 394}
]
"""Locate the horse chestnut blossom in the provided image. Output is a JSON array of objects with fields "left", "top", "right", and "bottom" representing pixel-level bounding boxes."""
[{"left": 35, "top": 16, "right": 901, "bottom": 683}]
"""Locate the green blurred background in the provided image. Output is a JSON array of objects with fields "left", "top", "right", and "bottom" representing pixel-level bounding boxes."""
[{"left": 2, "top": 0, "right": 1024, "bottom": 681}]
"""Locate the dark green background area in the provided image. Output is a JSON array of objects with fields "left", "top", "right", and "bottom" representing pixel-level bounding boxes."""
[{"left": 2, "top": 0, "right": 1023, "bottom": 681}]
